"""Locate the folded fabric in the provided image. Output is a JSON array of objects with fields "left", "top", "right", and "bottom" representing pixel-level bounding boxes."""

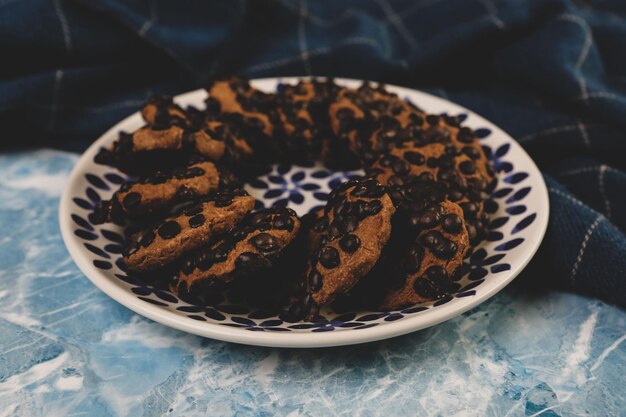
[{"left": 0, "top": 0, "right": 624, "bottom": 306}]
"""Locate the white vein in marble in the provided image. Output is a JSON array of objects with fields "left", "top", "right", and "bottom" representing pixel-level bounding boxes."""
[{"left": 0, "top": 150, "right": 624, "bottom": 417}]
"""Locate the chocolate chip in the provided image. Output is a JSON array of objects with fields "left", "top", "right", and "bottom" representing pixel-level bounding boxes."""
[
  {"left": 339, "top": 234, "right": 360, "bottom": 253},
  {"left": 444, "top": 145, "right": 459, "bottom": 157},
  {"left": 327, "top": 223, "right": 341, "bottom": 240},
  {"left": 138, "top": 229, "right": 156, "bottom": 248},
  {"left": 442, "top": 214, "right": 463, "bottom": 234},
  {"left": 363, "top": 200, "right": 383, "bottom": 217},
  {"left": 425, "top": 265, "right": 450, "bottom": 289},
  {"left": 351, "top": 180, "right": 385, "bottom": 198},
  {"left": 312, "top": 216, "right": 328, "bottom": 233},
  {"left": 273, "top": 215, "right": 294, "bottom": 231},
  {"left": 462, "top": 146, "right": 481, "bottom": 159},
  {"left": 419, "top": 172, "right": 434, "bottom": 182},
  {"left": 459, "top": 202, "right": 479, "bottom": 220},
  {"left": 438, "top": 155, "right": 456, "bottom": 170},
  {"left": 175, "top": 186, "right": 195, "bottom": 200},
  {"left": 319, "top": 246, "right": 340, "bottom": 269},
  {"left": 413, "top": 278, "right": 439, "bottom": 298},
  {"left": 189, "top": 214, "right": 205, "bottom": 228},
  {"left": 179, "top": 167, "right": 206, "bottom": 179},
  {"left": 420, "top": 230, "right": 443, "bottom": 248},
  {"left": 392, "top": 158, "right": 410, "bottom": 175},
  {"left": 404, "top": 151, "right": 425, "bottom": 165},
  {"left": 215, "top": 194, "right": 233, "bottom": 207},
  {"left": 379, "top": 155, "right": 394, "bottom": 168},
  {"left": 426, "top": 115, "right": 440, "bottom": 126},
  {"left": 250, "top": 233, "right": 278, "bottom": 253},
  {"left": 448, "top": 188, "right": 464, "bottom": 202},
  {"left": 432, "top": 238, "right": 458, "bottom": 260},
  {"left": 309, "top": 269, "right": 323, "bottom": 292},
  {"left": 444, "top": 115, "right": 460, "bottom": 127},
  {"left": 212, "top": 242, "right": 232, "bottom": 264},
  {"left": 424, "top": 127, "right": 451, "bottom": 143},
  {"left": 250, "top": 212, "right": 272, "bottom": 226},
  {"left": 122, "top": 192, "right": 141, "bottom": 209},
  {"left": 147, "top": 173, "right": 167, "bottom": 185},
  {"left": 466, "top": 223, "right": 478, "bottom": 243},
  {"left": 457, "top": 127, "right": 474, "bottom": 143},
  {"left": 235, "top": 252, "right": 268, "bottom": 270},
  {"left": 427, "top": 157, "right": 439, "bottom": 168},
  {"left": 387, "top": 186, "right": 404, "bottom": 206},
  {"left": 410, "top": 113, "right": 424, "bottom": 125},
  {"left": 459, "top": 160, "right": 476, "bottom": 175},
  {"left": 404, "top": 244, "right": 424, "bottom": 273},
  {"left": 158, "top": 221, "right": 181, "bottom": 239},
  {"left": 183, "top": 203, "right": 203, "bottom": 216},
  {"left": 181, "top": 257, "right": 196, "bottom": 274},
  {"left": 420, "top": 209, "right": 441, "bottom": 229}
]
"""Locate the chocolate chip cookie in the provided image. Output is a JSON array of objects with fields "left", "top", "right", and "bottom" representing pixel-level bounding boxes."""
[
  {"left": 141, "top": 96, "right": 189, "bottom": 128},
  {"left": 123, "top": 190, "right": 255, "bottom": 272},
  {"left": 206, "top": 76, "right": 277, "bottom": 138},
  {"left": 276, "top": 79, "right": 339, "bottom": 163},
  {"left": 94, "top": 124, "right": 233, "bottom": 176},
  {"left": 91, "top": 161, "right": 239, "bottom": 224},
  {"left": 328, "top": 82, "right": 422, "bottom": 164},
  {"left": 379, "top": 198, "right": 469, "bottom": 309},
  {"left": 173, "top": 208, "right": 301, "bottom": 303},
  {"left": 304, "top": 178, "right": 395, "bottom": 311}
]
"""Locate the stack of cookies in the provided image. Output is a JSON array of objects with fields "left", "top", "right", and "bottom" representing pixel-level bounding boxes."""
[{"left": 93, "top": 76, "right": 496, "bottom": 321}]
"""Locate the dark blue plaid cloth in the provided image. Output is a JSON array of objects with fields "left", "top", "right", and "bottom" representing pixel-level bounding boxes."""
[{"left": 2, "top": 0, "right": 625, "bottom": 306}]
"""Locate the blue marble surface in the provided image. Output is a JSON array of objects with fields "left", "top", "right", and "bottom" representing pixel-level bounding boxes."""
[{"left": 0, "top": 150, "right": 624, "bottom": 417}]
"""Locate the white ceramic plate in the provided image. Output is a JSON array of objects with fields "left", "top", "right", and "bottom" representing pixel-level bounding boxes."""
[{"left": 59, "top": 77, "right": 549, "bottom": 348}]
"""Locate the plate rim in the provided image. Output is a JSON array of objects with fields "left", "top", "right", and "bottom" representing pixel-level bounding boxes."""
[{"left": 59, "top": 77, "right": 550, "bottom": 348}]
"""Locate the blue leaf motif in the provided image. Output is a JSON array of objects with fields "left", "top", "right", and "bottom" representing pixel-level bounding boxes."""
[
  {"left": 301, "top": 183, "right": 320, "bottom": 191},
  {"left": 101, "top": 229, "right": 125, "bottom": 244},
  {"left": 482, "top": 254, "right": 506, "bottom": 265},
  {"left": 71, "top": 214, "right": 93, "bottom": 231},
  {"left": 313, "top": 192, "right": 328, "bottom": 201},
  {"left": 505, "top": 172, "right": 529, "bottom": 184},
  {"left": 264, "top": 189, "right": 284, "bottom": 199},
  {"left": 268, "top": 175, "right": 285, "bottom": 185},
  {"left": 474, "top": 128, "right": 492, "bottom": 138},
  {"left": 489, "top": 217, "right": 509, "bottom": 229},
  {"left": 513, "top": 213, "right": 537, "bottom": 234},
  {"left": 277, "top": 164, "right": 291, "bottom": 174},
  {"left": 93, "top": 260, "right": 112, "bottom": 270},
  {"left": 495, "top": 143, "right": 510, "bottom": 157},
  {"left": 493, "top": 188, "right": 513, "bottom": 198},
  {"left": 289, "top": 191, "right": 304, "bottom": 204},
  {"left": 495, "top": 238, "right": 524, "bottom": 251},
  {"left": 291, "top": 171, "right": 305, "bottom": 182},
  {"left": 84, "top": 243, "right": 110, "bottom": 259},
  {"left": 491, "top": 264, "right": 511, "bottom": 273},
  {"left": 506, "top": 187, "right": 531, "bottom": 203},
  {"left": 506, "top": 205, "right": 527, "bottom": 215},
  {"left": 469, "top": 267, "right": 488, "bottom": 280},
  {"left": 104, "top": 173, "right": 126, "bottom": 184},
  {"left": 311, "top": 170, "right": 331, "bottom": 178},
  {"left": 248, "top": 179, "right": 268, "bottom": 189},
  {"left": 86, "top": 187, "right": 101, "bottom": 203},
  {"left": 75, "top": 230, "right": 98, "bottom": 240},
  {"left": 272, "top": 198, "right": 289, "bottom": 207},
  {"left": 487, "top": 231, "right": 504, "bottom": 241},
  {"left": 496, "top": 162, "right": 514, "bottom": 173},
  {"left": 73, "top": 198, "right": 92, "bottom": 210},
  {"left": 86, "top": 174, "right": 109, "bottom": 190}
]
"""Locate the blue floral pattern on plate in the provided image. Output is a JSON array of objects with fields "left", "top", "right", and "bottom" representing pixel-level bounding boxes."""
[{"left": 68, "top": 115, "right": 535, "bottom": 333}]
